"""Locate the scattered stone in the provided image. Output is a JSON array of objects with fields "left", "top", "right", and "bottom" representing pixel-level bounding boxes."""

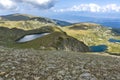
[
  {"left": 0, "top": 72, "right": 6, "bottom": 76},
  {"left": 79, "top": 73, "right": 97, "bottom": 80},
  {"left": 34, "top": 77, "right": 40, "bottom": 80},
  {"left": 0, "top": 77, "right": 3, "bottom": 80},
  {"left": 0, "top": 46, "right": 120, "bottom": 79}
]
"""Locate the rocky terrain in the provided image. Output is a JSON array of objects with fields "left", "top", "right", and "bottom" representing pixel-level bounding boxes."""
[{"left": 0, "top": 46, "right": 120, "bottom": 80}]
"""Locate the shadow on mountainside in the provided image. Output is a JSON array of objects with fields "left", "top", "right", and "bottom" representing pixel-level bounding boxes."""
[{"left": 0, "top": 26, "right": 90, "bottom": 52}]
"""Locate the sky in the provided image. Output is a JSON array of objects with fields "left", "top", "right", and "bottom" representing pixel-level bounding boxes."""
[{"left": 0, "top": 0, "right": 120, "bottom": 22}]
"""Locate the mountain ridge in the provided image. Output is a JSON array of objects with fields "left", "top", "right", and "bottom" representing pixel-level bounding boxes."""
[{"left": 0, "top": 13, "right": 72, "bottom": 26}]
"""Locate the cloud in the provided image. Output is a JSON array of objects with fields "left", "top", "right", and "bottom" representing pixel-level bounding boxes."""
[
  {"left": 54, "top": 3, "right": 120, "bottom": 13},
  {"left": 0, "top": 0, "right": 57, "bottom": 10},
  {"left": 0, "top": 0, "right": 17, "bottom": 10},
  {"left": 15, "top": 0, "right": 57, "bottom": 9}
]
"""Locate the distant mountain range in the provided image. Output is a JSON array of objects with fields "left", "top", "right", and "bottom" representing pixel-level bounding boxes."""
[
  {"left": 0, "top": 13, "right": 72, "bottom": 26},
  {"left": 73, "top": 16, "right": 120, "bottom": 28},
  {"left": 1, "top": 13, "right": 120, "bottom": 28},
  {"left": 51, "top": 12, "right": 120, "bottom": 28}
]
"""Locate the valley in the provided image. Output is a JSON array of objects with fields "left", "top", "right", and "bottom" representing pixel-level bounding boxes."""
[
  {"left": 0, "top": 14, "right": 120, "bottom": 55},
  {"left": 0, "top": 13, "right": 120, "bottom": 80}
]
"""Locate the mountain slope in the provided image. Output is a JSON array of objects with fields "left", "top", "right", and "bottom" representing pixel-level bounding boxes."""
[
  {"left": 0, "top": 13, "right": 72, "bottom": 26},
  {"left": 0, "top": 24, "right": 89, "bottom": 52},
  {"left": 0, "top": 13, "right": 36, "bottom": 21},
  {"left": 0, "top": 14, "right": 120, "bottom": 54},
  {"left": 17, "top": 31, "right": 89, "bottom": 52},
  {"left": 112, "top": 28, "right": 120, "bottom": 36},
  {"left": 0, "top": 46, "right": 120, "bottom": 80},
  {"left": 53, "top": 19, "right": 72, "bottom": 26},
  {"left": 69, "top": 22, "right": 102, "bottom": 30},
  {"left": 62, "top": 22, "right": 120, "bottom": 55}
]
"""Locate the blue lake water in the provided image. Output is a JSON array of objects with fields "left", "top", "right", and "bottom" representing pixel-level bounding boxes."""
[
  {"left": 17, "top": 33, "right": 50, "bottom": 43},
  {"left": 109, "top": 38, "right": 120, "bottom": 43},
  {"left": 90, "top": 45, "right": 108, "bottom": 52}
]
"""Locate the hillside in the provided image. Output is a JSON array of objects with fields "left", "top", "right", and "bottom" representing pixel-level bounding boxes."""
[
  {"left": 0, "top": 14, "right": 120, "bottom": 80},
  {"left": 69, "top": 23, "right": 102, "bottom": 30},
  {"left": 53, "top": 19, "right": 72, "bottom": 26},
  {"left": 112, "top": 28, "right": 120, "bottom": 36},
  {"left": 63, "top": 22, "right": 120, "bottom": 55},
  {"left": 0, "top": 13, "right": 71, "bottom": 26},
  {"left": 0, "top": 25, "right": 89, "bottom": 52},
  {"left": 0, "top": 13, "right": 36, "bottom": 21},
  {"left": 0, "top": 21, "right": 56, "bottom": 30},
  {"left": 0, "top": 46, "right": 120, "bottom": 80},
  {"left": 0, "top": 14, "right": 120, "bottom": 55}
]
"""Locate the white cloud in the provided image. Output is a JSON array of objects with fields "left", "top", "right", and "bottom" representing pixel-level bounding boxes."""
[
  {"left": 0, "top": 0, "right": 57, "bottom": 10},
  {"left": 54, "top": 3, "right": 120, "bottom": 13},
  {"left": 0, "top": 0, "right": 17, "bottom": 10},
  {"left": 15, "top": 0, "right": 57, "bottom": 9}
]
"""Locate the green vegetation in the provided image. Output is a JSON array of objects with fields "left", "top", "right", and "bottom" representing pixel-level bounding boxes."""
[
  {"left": 0, "top": 14, "right": 120, "bottom": 55},
  {"left": 0, "top": 14, "right": 120, "bottom": 80},
  {"left": 0, "top": 24, "right": 89, "bottom": 52},
  {"left": 62, "top": 23, "right": 120, "bottom": 55},
  {"left": 0, "top": 21, "right": 57, "bottom": 30}
]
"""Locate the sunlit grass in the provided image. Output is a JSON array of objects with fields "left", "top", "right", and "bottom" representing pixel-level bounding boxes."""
[
  {"left": 0, "top": 21, "right": 120, "bottom": 55},
  {"left": 0, "top": 21, "right": 56, "bottom": 30},
  {"left": 62, "top": 23, "right": 120, "bottom": 54}
]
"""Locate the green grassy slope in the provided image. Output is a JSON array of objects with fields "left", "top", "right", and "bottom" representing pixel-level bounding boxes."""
[
  {"left": 0, "top": 14, "right": 120, "bottom": 55},
  {"left": 0, "top": 24, "right": 89, "bottom": 52},
  {"left": 62, "top": 23, "right": 120, "bottom": 55},
  {"left": 0, "top": 13, "right": 38, "bottom": 21},
  {"left": 0, "top": 21, "right": 57, "bottom": 30}
]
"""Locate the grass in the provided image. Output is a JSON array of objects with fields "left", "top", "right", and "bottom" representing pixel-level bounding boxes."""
[
  {"left": 62, "top": 23, "right": 120, "bottom": 54},
  {"left": 0, "top": 14, "right": 120, "bottom": 79},
  {"left": 0, "top": 25, "right": 62, "bottom": 46},
  {"left": 0, "top": 21, "right": 57, "bottom": 30},
  {"left": 0, "top": 25, "right": 89, "bottom": 52},
  {"left": 16, "top": 32, "right": 66, "bottom": 49},
  {"left": 0, "top": 21, "right": 120, "bottom": 55}
]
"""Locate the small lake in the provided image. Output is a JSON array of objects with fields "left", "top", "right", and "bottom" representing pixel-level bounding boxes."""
[
  {"left": 17, "top": 33, "right": 50, "bottom": 43},
  {"left": 90, "top": 45, "right": 108, "bottom": 52},
  {"left": 109, "top": 38, "right": 120, "bottom": 43}
]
